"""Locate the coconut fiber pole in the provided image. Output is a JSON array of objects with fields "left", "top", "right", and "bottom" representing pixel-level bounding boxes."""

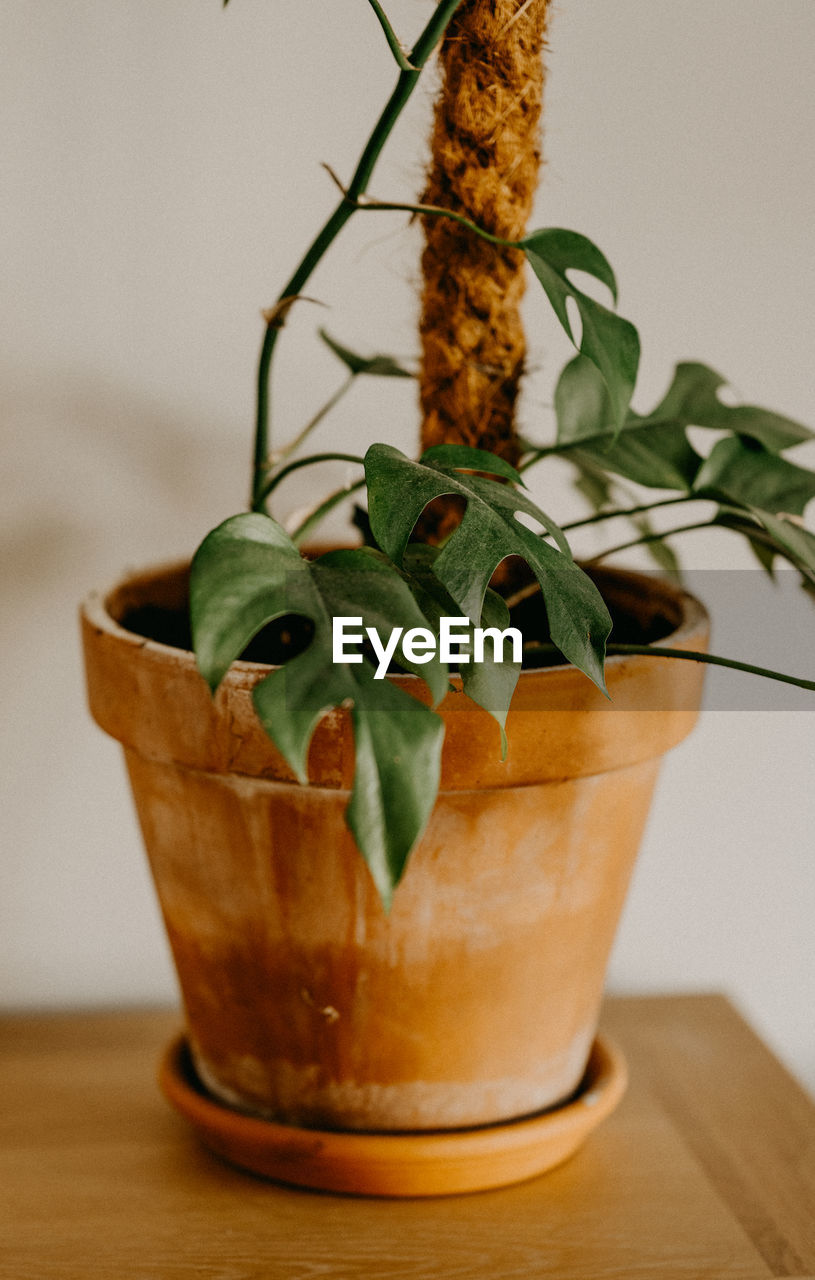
[{"left": 419, "top": 0, "right": 550, "bottom": 478}]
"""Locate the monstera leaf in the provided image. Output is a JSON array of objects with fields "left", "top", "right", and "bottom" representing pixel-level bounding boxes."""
[
  {"left": 649, "top": 362, "right": 813, "bottom": 452},
  {"left": 554, "top": 355, "right": 702, "bottom": 491},
  {"left": 400, "top": 544, "right": 522, "bottom": 756},
  {"left": 548, "top": 354, "right": 815, "bottom": 495},
  {"left": 190, "top": 514, "right": 447, "bottom": 906},
  {"left": 695, "top": 437, "right": 815, "bottom": 516},
  {"left": 365, "top": 443, "right": 611, "bottom": 692},
  {"left": 521, "top": 229, "right": 640, "bottom": 430}
]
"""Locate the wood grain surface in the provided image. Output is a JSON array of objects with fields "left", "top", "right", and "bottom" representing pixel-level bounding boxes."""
[{"left": 1, "top": 995, "right": 813, "bottom": 1280}]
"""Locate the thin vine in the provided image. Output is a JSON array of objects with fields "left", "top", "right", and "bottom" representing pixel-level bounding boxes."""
[{"left": 251, "top": 0, "right": 465, "bottom": 511}]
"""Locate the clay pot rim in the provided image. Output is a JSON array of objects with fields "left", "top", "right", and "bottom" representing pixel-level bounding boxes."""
[
  {"left": 82, "top": 558, "right": 709, "bottom": 694},
  {"left": 82, "top": 558, "right": 709, "bottom": 800}
]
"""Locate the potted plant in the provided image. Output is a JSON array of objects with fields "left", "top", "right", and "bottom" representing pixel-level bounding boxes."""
[{"left": 81, "top": 0, "right": 815, "bottom": 1195}]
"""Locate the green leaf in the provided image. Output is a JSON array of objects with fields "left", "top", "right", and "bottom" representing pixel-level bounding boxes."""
[
  {"left": 716, "top": 506, "right": 815, "bottom": 595},
  {"left": 401, "top": 545, "right": 521, "bottom": 756},
  {"left": 458, "top": 588, "right": 521, "bottom": 756},
  {"left": 319, "top": 328, "right": 414, "bottom": 378},
  {"left": 747, "top": 534, "right": 778, "bottom": 578},
  {"left": 338, "top": 663, "right": 443, "bottom": 907},
  {"left": 190, "top": 513, "right": 297, "bottom": 691},
  {"left": 189, "top": 514, "right": 446, "bottom": 906},
  {"left": 555, "top": 355, "right": 701, "bottom": 491},
  {"left": 313, "top": 548, "right": 449, "bottom": 703},
  {"left": 551, "top": 354, "right": 815, "bottom": 494},
  {"left": 650, "top": 362, "right": 813, "bottom": 452},
  {"left": 524, "top": 228, "right": 620, "bottom": 303},
  {"left": 365, "top": 444, "right": 611, "bottom": 692},
  {"left": 571, "top": 432, "right": 699, "bottom": 493},
  {"left": 369, "top": 444, "right": 571, "bottom": 564},
  {"left": 521, "top": 229, "right": 640, "bottom": 429},
  {"left": 421, "top": 443, "right": 523, "bottom": 484},
  {"left": 555, "top": 352, "right": 616, "bottom": 446},
  {"left": 695, "top": 437, "right": 815, "bottom": 516},
  {"left": 754, "top": 511, "right": 815, "bottom": 575}
]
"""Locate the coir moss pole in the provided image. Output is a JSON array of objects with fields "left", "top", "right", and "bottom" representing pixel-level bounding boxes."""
[{"left": 419, "top": 0, "right": 550, "bottom": 472}]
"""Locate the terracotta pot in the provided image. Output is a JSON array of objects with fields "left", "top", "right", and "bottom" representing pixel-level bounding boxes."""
[{"left": 81, "top": 562, "right": 707, "bottom": 1133}]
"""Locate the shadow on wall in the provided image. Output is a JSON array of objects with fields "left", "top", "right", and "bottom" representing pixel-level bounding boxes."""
[
  {"left": 0, "top": 362, "right": 252, "bottom": 1008},
  {"left": 1, "top": 363, "right": 242, "bottom": 590}
]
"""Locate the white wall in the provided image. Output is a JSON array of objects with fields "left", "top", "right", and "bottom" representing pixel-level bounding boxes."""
[{"left": 2, "top": 2, "right": 814, "bottom": 1093}]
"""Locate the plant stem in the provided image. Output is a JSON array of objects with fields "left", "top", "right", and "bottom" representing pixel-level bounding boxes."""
[
  {"left": 364, "top": 0, "right": 415, "bottom": 70},
  {"left": 253, "top": 207, "right": 358, "bottom": 509},
  {"left": 271, "top": 372, "right": 357, "bottom": 473},
  {"left": 251, "top": 0, "right": 465, "bottom": 512},
  {"left": 561, "top": 493, "right": 699, "bottom": 532},
  {"left": 259, "top": 451, "right": 364, "bottom": 505},
  {"left": 606, "top": 644, "right": 815, "bottom": 692},
  {"left": 586, "top": 520, "right": 714, "bottom": 563},
  {"left": 519, "top": 423, "right": 681, "bottom": 468},
  {"left": 521, "top": 642, "right": 815, "bottom": 693},
  {"left": 291, "top": 477, "right": 367, "bottom": 546},
  {"left": 519, "top": 443, "right": 559, "bottom": 468},
  {"left": 353, "top": 195, "right": 515, "bottom": 249}
]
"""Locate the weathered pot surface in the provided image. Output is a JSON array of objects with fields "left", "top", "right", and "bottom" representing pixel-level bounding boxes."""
[{"left": 82, "top": 562, "right": 707, "bottom": 1132}]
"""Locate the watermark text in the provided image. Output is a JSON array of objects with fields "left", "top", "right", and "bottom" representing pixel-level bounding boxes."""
[{"left": 332, "top": 616, "right": 522, "bottom": 678}]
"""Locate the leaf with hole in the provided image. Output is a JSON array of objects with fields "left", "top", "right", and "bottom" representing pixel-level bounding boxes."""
[
  {"left": 554, "top": 355, "right": 702, "bottom": 490},
  {"left": 190, "top": 514, "right": 447, "bottom": 907},
  {"left": 401, "top": 544, "right": 521, "bottom": 756},
  {"left": 549, "top": 355, "right": 815, "bottom": 494},
  {"left": 365, "top": 443, "right": 611, "bottom": 692},
  {"left": 650, "top": 362, "right": 813, "bottom": 452},
  {"left": 521, "top": 229, "right": 640, "bottom": 430}
]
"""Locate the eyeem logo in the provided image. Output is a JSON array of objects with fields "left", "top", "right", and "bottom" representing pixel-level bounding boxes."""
[{"left": 332, "top": 616, "right": 522, "bottom": 679}]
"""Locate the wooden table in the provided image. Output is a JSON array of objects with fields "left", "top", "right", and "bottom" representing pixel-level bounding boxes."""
[{"left": 1, "top": 994, "right": 813, "bottom": 1279}]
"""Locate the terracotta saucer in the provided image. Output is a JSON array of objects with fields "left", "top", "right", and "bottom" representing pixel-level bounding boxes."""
[{"left": 158, "top": 1034, "right": 627, "bottom": 1197}]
